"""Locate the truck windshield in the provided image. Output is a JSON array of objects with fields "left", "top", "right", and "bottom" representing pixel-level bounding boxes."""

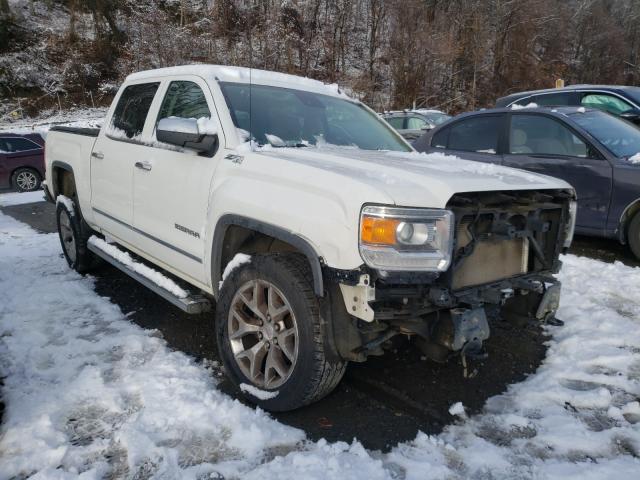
[
  {"left": 570, "top": 110, "right": 640, "bottom": 158},
  {"left": 220, "top": 82, "right": 411, "bottom": 152}
]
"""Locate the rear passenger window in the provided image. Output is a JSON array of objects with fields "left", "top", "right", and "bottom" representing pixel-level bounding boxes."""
[
  {"left": 530, "top": 93, "right": 572, "bottom": 106},
  {"left": 110, "top": 82, "right": 160, "bottom": 139},
  {"left": 406, "top": 116, "right": 429, "bottom": 129},
  {"left": 157, "top": 81, "right": 211, "bottom": 122},
  {"left": 431, "top": 127, "right": 449, "bottom": 149},
  {"left": 0, "top": 137, "right": 41, "bottom": 152},
  {"left": 386, "top": 117, "right": 404, "bottom": 129},
  {"left": 448, "top": 116, "right": 502, "bottom": 154}
]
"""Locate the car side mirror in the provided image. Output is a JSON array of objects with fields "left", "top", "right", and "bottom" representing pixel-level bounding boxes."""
[
  {"left": 156, "top": 117, "right": 218, "bottom": 156},
  {"left": 420, "top": 125, "right": 432, "bottom": 131},
  {"left": 620, "top": 109, "right": 640, "bottom": 125}
]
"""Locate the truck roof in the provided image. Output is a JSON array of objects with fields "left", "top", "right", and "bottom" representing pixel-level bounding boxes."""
[{"left": 125, "top": 64, "right": 349, "bottom": 99}]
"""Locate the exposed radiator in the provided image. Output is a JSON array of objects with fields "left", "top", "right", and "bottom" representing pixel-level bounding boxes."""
[{"left": 452, "top": 218, "right": 529, "bottom": 290}]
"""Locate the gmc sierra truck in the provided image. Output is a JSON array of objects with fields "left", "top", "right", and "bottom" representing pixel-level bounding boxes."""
[{"left": 44, "top": 65, "right": 576, "bottom": 411}]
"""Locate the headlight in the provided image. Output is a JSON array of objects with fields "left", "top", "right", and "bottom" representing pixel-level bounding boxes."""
[
  {"left": 564, "top": 199, "right": 577, "bottom": 248},
  {"left": 359, "top": 205, "right": 454, "bottom": 271}
]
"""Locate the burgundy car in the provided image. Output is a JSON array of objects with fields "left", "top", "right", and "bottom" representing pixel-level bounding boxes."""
[{"left": 0, "top": 133, "right": 45, "bottom": 192}]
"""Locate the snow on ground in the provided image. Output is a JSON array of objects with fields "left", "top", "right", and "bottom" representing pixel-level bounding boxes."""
[
  {"left": 1, "top": 208, "right": 640, "bottom": 478},
  {"left": 0, "top": 189, "right": 45, "bottom": 207}
]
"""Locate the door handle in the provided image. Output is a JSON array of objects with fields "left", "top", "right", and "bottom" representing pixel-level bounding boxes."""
[
  {"left": 91, "top": 151, "right": 104, "bottom": 159},
  {"left": 135, "top": 161, "right": 152, "bottom": 171}
]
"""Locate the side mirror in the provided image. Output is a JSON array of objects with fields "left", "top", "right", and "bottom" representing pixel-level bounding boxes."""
[
  {"left": 620, "top": 109, "right": 640, "bottom": 125},
  {"left": 420, "top": 125, "right": 432, "bottom": 131},
  {"left": 156, "top": 117, "right": 218, "bottom": 156}
]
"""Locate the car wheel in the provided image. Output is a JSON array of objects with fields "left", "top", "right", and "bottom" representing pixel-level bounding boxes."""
[
  {"left": 11, "top": 168, "right": 41, "bottom": 192},
  {"left": 56, "top": 200, "right": 97, "bottom": 273},
  {"left": 216, "top": 253, "right": 347, "bottom": 411},
  {"left": 628, "top": 212, "right": 640, "bottom": 260}
]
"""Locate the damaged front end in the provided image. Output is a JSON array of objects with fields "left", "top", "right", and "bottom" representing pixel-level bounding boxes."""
[{"left": 326, "top": 189, "right": 573, "bottom": 366}]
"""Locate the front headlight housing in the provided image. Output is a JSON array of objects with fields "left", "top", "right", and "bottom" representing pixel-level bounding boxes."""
[{"left": 359, "top": 205, "right": 454, "bottom": 271}]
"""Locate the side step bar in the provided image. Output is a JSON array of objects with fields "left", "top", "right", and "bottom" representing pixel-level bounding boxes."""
[{"left": 87, "top": 242, "right": 212, "bottom": 314}]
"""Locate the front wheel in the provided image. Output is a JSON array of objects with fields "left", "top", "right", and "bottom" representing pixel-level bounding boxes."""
[
  {"left": 628, "top": 212, "right": 640, "bottom": 260},
  {"left": 215, "top": 254, "right": 346, "bottom": 411}
]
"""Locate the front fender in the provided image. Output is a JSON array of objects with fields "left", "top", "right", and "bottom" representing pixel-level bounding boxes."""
[{"left": 210, "top": 214, "right": 325, "bottom": 298}]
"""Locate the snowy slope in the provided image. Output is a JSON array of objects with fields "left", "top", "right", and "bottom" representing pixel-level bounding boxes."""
[
  {"left": 0, "top": 209, "right": 639, "bottom": 477},
  {"left": 0, "top": 107, "right": 105, "bottom": 137}
]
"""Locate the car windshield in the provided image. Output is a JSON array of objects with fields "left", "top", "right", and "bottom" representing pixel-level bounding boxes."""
[
  {"left": 220, "top": 82, "right": 411, "bottom": 151},
  {"left": 569, "top": 110, "right": 640, "bottom": 158}
]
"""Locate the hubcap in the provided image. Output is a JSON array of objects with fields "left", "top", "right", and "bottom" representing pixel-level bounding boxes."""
[
  {"left": 228, "top": 279, "right": 299, "bottom": 389},
  {"left": 59, "top": 210, "right": 76, "bottom": 263},
  {"left": 16, "top": 171, "right": 38, "bottom": 191}
]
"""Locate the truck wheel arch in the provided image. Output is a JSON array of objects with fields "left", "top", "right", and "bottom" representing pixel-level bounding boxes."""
[
  {"left": 211, "top": 215, "right": 325, "bottom": 298},
  {"left": 50, "top": 161, "right": 76, "bottom": 199}
]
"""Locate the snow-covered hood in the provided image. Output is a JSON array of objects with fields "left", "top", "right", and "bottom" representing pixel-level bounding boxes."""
[{"left": 254, "top": 148, "right": 573, "bottom": 208}]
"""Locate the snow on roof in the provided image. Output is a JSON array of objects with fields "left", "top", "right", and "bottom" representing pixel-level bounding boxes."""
[{"left": 126, "top": 64, "right": 348, "bottom": 98}]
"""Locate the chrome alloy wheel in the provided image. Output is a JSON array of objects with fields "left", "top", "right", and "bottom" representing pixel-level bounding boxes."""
[
  {"left": 59, "top": 209, "right": 77, "bottom": 264},
  {"left": 228, "top": 279, "right": 299, "bottom": 389},
  {"left": 16, "top": 170, "right": 38, "bottom": 191}
]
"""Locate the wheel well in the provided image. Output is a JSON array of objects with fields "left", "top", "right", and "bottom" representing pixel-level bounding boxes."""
[
  {"left": 220, "top": 225, "right": 305, "bottom": 276},
  {"left": 52, "top": 167, "right": 76, "bottom": 199},
  {"left": 212, "top": 217, "right": 325, "bottom": 298},
  {"left": 620, "top": 199, "right": 640, "bottom": 243}
]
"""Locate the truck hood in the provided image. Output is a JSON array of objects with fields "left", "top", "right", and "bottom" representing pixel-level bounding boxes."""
[{"left": 255, "top": 148, "right": 573, "bottom": 208}]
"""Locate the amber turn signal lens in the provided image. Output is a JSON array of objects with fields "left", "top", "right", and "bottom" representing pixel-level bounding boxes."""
[{"left": 361, "top": 216, "right": 400, "bottom": 245}]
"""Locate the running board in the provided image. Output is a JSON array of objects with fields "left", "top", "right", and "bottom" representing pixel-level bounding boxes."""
[{"left": 87, "top": 241, "right": 212, "bottom": 314}]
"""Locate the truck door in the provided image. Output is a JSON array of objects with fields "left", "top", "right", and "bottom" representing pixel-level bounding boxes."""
[
  {"left": 502, "top": 113, "right": 613, "bottom": 232},
  {"left": 132, "top": 77, "right": 224, "bottom": 283},
  {"left": 90, "top": 82, "right": 160, "bottom": 239}
]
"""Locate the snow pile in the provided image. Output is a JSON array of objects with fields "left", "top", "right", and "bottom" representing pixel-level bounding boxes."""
[
  {"left": 0, "top": 213, "right": 304, "bottom": 479},
  {"left": 511, "top": 102, "right": 539, "bottom": 110},
  {"left": 88, "top": 236, "right": 189, "bottom": 299},
  {"left": 448, "top": 402, "right": 466, "bottom": 417},
  {"left": 1, "top": 210, "right": 640, "bottom": 478},
  {"left": 0, "top": 190, "right": 45, "bottom": 207},
  {"left": 240, "top": 384, "right": 279, "bottom": 401}
]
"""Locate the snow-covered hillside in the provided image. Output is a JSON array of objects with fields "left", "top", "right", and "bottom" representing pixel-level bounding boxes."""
[
  {"left": 0, "top": 107, "right": 105, "bottom": 137},
  {"left": 0, "top": 196, "right": 639, "bottom": 478}
]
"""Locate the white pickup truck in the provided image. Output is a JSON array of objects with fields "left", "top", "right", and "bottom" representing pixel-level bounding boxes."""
[{"left": 44, "top": 65, "right": 576, "bottom": 411}]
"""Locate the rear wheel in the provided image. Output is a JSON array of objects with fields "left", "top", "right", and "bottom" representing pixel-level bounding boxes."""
[
  {"left": 56, "top": 201, "right": 97, "bottom": 273},
  {"left": 11, "top": 168, "right": 41, "bottom": 192},
  {"left": 628, "top": 212, "right": 640, "bottom": 260},
  {"left": 215, "top": 254, "right": 346, "bottom": 411}
]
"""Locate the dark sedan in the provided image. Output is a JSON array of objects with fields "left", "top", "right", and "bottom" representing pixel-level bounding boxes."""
[
  {"left": 0, "top": 133, "right": 45, "bottom": 192},
  {"left": 414, "top": 106, "right": 640, "bottom": 258},
  {"left": 496, "top": 85, "right": 640, "bottom": 125}
]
